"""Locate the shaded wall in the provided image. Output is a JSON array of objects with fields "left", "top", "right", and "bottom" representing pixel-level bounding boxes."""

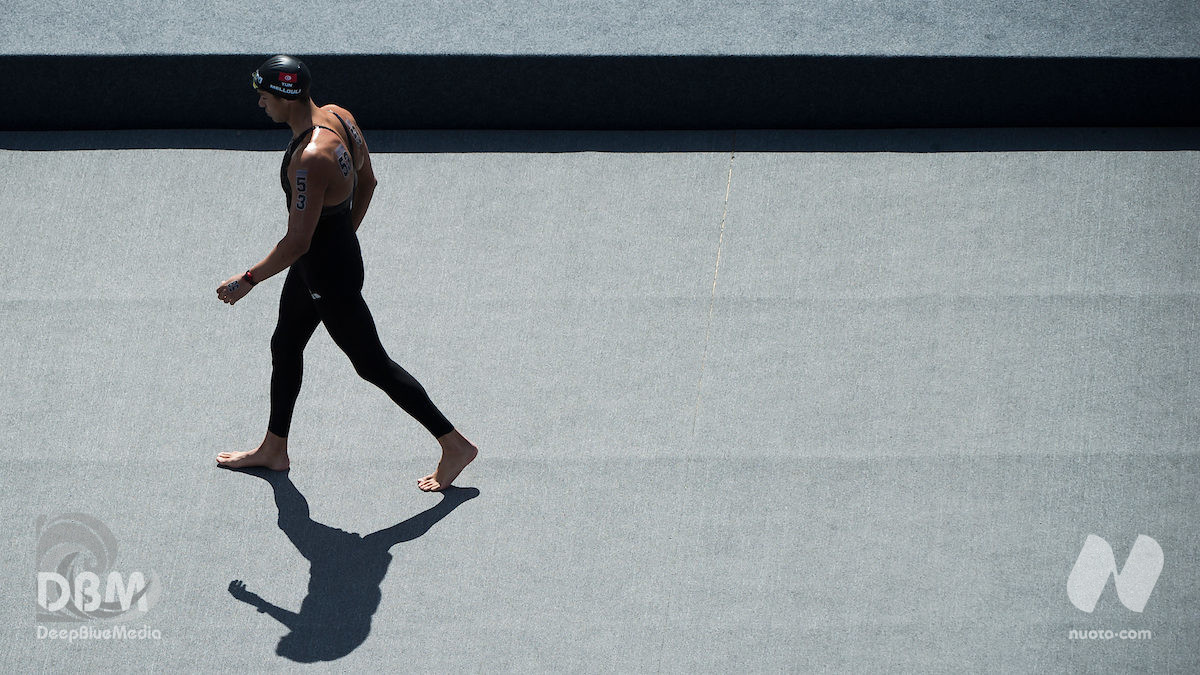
[{"left": 6, "top": 54, "right": 1198, "bottom": 130}]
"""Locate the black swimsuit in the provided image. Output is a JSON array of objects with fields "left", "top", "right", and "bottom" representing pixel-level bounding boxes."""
[
  {"left": 266, "top": 113, "right": 454, "bottom": 440},
  {"left": 281, "top": 112, "right": 357, "bottom": 215},
  {"left": 277, "top": 112, "right": 364, "bottom": 296}
]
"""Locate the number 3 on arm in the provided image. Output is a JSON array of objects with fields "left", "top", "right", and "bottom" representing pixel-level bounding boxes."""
[{"left": 295, "top": 169, "right": 308, "bottom": 211}]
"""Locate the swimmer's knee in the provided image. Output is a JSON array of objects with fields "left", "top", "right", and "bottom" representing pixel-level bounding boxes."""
[
  {"left": 351, "top": 357, "right": 397, "bottom": 387},
  {"left": 270, "top": 330, "right": 305, "bottom": 360},
  {"left": 352, "top": 361, "right": 384, "bottom": 385}
]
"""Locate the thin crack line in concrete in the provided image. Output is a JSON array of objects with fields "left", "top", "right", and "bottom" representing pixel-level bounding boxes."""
[
  {"left": 691, "top": 131, "right": 736, "bottom": 439},
  {"left": 660, "top": 134, "right": 738, "bottom": 672}
]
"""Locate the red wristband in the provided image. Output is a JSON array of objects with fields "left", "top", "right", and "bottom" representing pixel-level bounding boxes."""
[{"left": 242, "top": 270, "right": 256, "bottom": 286}]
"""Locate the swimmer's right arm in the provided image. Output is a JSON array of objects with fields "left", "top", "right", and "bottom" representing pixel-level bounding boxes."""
[
  {"left": 350, "top": 154, "right": 377, "bottom": 233},
  {"left": 341, "top": 110, "right": 376, "bottom": 233}
]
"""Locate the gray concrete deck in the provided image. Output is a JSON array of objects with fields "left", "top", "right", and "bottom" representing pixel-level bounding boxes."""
[
  {"left": 1, "top": 129, "right": 1197, "bottom": 671},
  {"left": 3, "top": 0, "right": 1197, "bottom": 56}
]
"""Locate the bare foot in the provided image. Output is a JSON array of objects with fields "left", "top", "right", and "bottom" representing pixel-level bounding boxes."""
[
  {"left": 217, "top": 433, "right": 290, "bottom": 471},
  {"left": 418, "top": 430, "right": 478, "bottom": 492}
]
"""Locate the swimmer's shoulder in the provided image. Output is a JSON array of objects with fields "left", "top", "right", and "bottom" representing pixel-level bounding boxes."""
[{"left": 320, "top": 104, "right": 366, "bottom": 150}]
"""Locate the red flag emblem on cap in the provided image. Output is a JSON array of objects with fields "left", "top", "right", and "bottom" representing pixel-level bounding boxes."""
[{"left": 279, "top": 73, "right": 297, "bottom": 83}]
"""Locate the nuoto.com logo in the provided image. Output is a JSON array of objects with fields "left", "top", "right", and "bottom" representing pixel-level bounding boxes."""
[
  {"left": 35, "top": 512, "right": 163, "bottom": 637},
  {"left": 1067, "top": 534, "right": 1162, "bottom": 613}
]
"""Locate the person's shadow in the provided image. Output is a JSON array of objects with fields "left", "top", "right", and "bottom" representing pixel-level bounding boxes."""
[{"left": 224, "top": 468, "right": 479, "bottom": 662}]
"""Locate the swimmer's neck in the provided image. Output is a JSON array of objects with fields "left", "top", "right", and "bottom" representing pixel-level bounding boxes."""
[{"left": 286, "top": 100, "right": 324, "bottom": 139}]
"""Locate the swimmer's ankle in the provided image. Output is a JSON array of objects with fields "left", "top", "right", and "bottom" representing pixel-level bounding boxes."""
[{"left": 263, "top": 431, "right": 288, "bottom": 451}]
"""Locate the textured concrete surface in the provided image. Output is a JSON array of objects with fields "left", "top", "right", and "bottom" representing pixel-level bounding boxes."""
[
  {"left": 1, "top": 129, "right": 1197, "bottom": 671},
  {"left": 3, "top": 0, "right": 1198, "bottom": 56}
]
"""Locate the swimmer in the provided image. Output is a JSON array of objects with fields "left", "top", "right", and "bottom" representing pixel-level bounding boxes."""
[{"left": 215, "top": 55, "right": 477, "bottom": 491}]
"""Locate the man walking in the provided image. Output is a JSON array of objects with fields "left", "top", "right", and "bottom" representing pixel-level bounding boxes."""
[{"left": 215, "top": 55, "right": 476, "bottom": 492}]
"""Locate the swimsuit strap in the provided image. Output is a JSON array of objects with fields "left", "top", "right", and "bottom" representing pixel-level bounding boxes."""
[
  {"left": 280, "top": 125, "right": 344, "bottom": 206},
  {"left": 328, "top": 111, "right": 359, "bottom": 205},
  {"left": 329, "top": 111, "right": 356, "bottom": 164},
  {"left": 280, "top": 120, "right": 357, "bottom": 210},
  {"left": 281, "top": 126, "right": 316, "bottom": 204}
]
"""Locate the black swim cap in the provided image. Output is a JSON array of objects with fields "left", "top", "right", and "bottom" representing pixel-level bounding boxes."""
[{"left": 251, "top": 55, "right": 311, "bottom": 100}]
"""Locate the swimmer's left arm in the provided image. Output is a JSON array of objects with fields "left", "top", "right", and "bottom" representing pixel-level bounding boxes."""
[
  {"left": 217, "top": 149, "right": 329, "bottom": 305},
  {"left": 260, "top": 147, "right": 327, "bottom": 273}
]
